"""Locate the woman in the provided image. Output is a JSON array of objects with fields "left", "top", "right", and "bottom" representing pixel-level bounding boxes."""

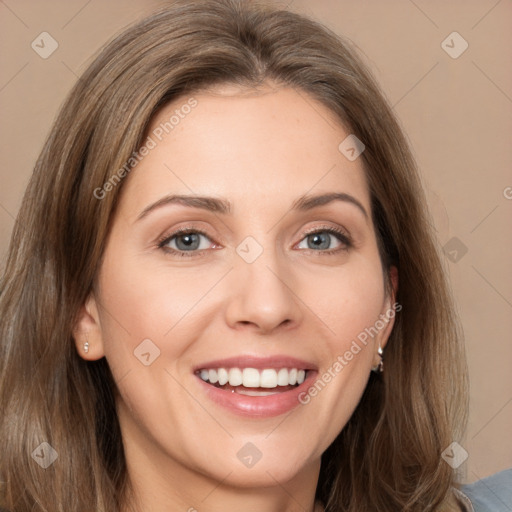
[{"left": 0, "top": 0, "right": 473, "bottom": 510}]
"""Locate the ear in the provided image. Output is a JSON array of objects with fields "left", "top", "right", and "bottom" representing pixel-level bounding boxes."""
[
  {"left": 372, "top": 265, "right": 399, "bottom": 366},
  {"left": 72, "top": 292, "right": 106, "bottom": 361}
]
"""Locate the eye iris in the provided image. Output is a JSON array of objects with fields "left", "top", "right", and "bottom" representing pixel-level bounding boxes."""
[
  {"left": 176, "top": 233, "right": 200, "bottom": 251},
  {"left": 308, "top": 232, "right": 330, "bottom": 250},
  {"left": 170, "top": 231, "right": 340, "bottom": 252}
]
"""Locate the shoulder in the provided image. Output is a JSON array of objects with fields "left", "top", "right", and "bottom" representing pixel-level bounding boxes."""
[{"left": 456, "top": 468, "right": 512, "bottom": 511}]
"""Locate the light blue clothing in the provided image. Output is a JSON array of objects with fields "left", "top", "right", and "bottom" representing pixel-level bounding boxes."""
[{"left": 460, "top": 468, "right": 512, "bottom": 511}]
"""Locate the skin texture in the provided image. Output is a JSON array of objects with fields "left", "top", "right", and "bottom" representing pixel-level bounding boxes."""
[{"left": 74, "top": 83, "right": 398, "bottom": 512}]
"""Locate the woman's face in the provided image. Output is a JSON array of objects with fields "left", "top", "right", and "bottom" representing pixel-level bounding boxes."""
[{"left": 78, "top": 83, "right": 397, "bottom": 496}]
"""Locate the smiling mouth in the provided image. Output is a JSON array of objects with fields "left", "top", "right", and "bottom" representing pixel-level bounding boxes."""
[{"left": 195, "top": 367, "right": 309, "bottom": 396}]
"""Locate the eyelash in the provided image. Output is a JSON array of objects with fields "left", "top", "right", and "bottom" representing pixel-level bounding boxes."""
[
  {"left": 156, "top": 225, "right": 352, "bottom": 257},
  {"left": 157, "top": 227, "right": 212, "bottom": 258}
]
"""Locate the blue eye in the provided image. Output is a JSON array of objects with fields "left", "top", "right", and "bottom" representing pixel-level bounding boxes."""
[
  {"left": 158, "top": 229, "right": 213, "bottom": 254},
  {"left": 157, "top": 226, "right": 351, "bottom": 257},
  {"left": 297, "top": 229, "right": 351, "bottom": 252}
]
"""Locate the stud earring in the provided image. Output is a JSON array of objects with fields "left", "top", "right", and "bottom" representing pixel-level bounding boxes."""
[
  {"left": 84, "top": 341, "right": 89, "bottom": 354},
  {"left": 371, "top": 344, "right": 384, "bottom": 373}
]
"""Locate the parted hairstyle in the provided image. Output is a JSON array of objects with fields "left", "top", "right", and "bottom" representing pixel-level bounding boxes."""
[{"left": 0, "top": 0, "right": 469, "bottom": 510}]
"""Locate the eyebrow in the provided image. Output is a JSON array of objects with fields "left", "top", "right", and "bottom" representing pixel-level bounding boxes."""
[
  {"left": 136, "top": 192, "right": 368, "bottom": 221},
  {"left": 291, "top": 192, "right": 368, "bottom": 219}
]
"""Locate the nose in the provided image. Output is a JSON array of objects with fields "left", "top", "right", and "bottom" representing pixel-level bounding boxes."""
[{"left": 224, "top": 247, "right": 303, "bottom": 334}]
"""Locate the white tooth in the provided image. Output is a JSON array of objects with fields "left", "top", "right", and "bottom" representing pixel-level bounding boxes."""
[
  {"left": 242, "top": 368, "right": 260, "bottom": 388},
  {"left": 277, "top": 368, "right": 289, "bottom": 386},
  {"left": 228, "top": 368, "right": 243, "bottom": 387},
  {"left": 260, "top": 369, "right": 278, "bottom": 388},
  {"left": 217, "top": 368, "right": 229, "bottom": 386},
  {"left": 203, "top": 367, "right": 305, "bottom": 387}
]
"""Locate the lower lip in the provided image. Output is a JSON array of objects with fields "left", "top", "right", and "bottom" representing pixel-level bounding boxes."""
[{"left": 195, "top": 371, "right": 317, "bottom": 417}]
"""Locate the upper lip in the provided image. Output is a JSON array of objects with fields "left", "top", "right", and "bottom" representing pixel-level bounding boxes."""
[{"left": 193, "top": 355, "right": 318, "bottom": 372}]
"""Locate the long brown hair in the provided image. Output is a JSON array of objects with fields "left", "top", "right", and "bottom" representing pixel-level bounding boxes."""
[{"left": 0, "top": 1, "right": 468, "bottom": 510}]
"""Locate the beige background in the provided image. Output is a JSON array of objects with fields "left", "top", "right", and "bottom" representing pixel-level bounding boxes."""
[{"left": 0, "top": 0, "right": 510, "bottom": 485}]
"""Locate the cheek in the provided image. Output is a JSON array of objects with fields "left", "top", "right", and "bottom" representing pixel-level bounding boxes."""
[
  {"left": 93, "top": 252, "right": 214, "bottom": 448},
  {"left": 95, "top": 249, "right": 222, "bottom": 355},
  {"left": 294, "top": 256, "right": 385, "bottom": 434},
  {"left": 302, "top": 258, "right": 386, "bottom": 348}
]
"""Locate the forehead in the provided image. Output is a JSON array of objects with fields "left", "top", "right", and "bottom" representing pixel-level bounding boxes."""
[{"left": 119, "top": 84, "right": 371, "bottom": 217}]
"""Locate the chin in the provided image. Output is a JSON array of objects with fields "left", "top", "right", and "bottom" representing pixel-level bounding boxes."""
[
  {"left": 212, "top": 462, "right": 307, "bottom": 489},
  {"left": 196, "top": 446, "right": 317, "bottom": 489}
]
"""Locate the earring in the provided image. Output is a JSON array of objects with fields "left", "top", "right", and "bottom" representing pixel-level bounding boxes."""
[
  {"left": 84, "top": 341, "right": 89, "bottom": 354},
  {"left": 371, "top": 345, "right": 384, "bottom": 373}
]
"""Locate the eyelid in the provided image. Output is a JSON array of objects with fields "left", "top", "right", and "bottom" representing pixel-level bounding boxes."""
[
  {"left": 156, "top": 226, "right": 220, "bottom": 253},
  {"left": 155, "top": 222, "right": 353, "bottom": 257},
  {"left": 300, "top": 224, "right": 351, "bottom": 239},
  {"left": 295, "top": 224, "right": 352, "bottom": 246}
]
